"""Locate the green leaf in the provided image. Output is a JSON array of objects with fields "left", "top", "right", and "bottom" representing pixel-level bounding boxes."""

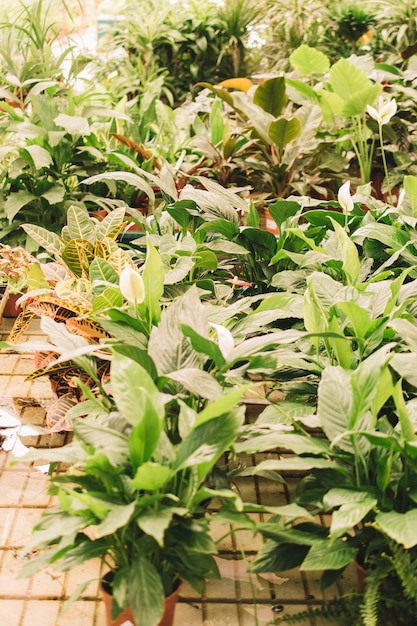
[
  {"left": 330, "top": 217, "right": 360, "bottom": 284},
  {"left": 4, "top": 191, "right": 36, "bottom": 220},
  {"left": 267, "top": 199, "right": 301, "bottom": 228},
  {"left": 55, "top": 113, "right": 90, "bottom": 135},
  {"left": 131, "top": 462, "right": 174, "bottom": 491},
  {"left": 393, "top": 380, "right": 417, "bottom": 442},
  {"left": 67, "top": 206, "right": 95, "bottom": 242},
  {"left": 128, "top": 558, "right": 165, "bottom": 626},
  {"left": 404, "top": 175, "right": 417, "bottom": 217},
  {"left": 137, "top": 507, "right": 186, "bottom": 546},
  {"left": 90, "top": 257, "right": 119, "bottom": 285},
  {"left": 166, "top": 368, "right": 224, "bottom": 400},
  {"left": 329, "top": 58, "right": 372, "bottom": 100},
  {"left": 93, "top": 502, "right": 136, "bottom": 538},
  {"left": 301, "top": 541, "right": 356, "bottom": 571},
  {"left": 143, "top": 236, "right": 165, "bottom": 324},
  {"left": 210, "top": 99, "right": 224, "bottom": 145},
  {"left": 92, "top": 287, "right": 124, "bottom": 312},
  {"left": 268, "top": 117, "right": 301, "bottom": 149},
  {"left": 375, "top": 510, "right": 417, "bottom": 548},
  {"left": 195, "top": 386, "right": 248, "bottom": 427},
  {"left": 290, "top": 45, "right": 330, "bottom": 76},
  {"left": 84, "top": 171, "right": 155, "bottom": 205},
  {"left": 317, "top": 89, "right": 344, "bottom": 121},
  {"left": 110, "top": 353, "right": 164, "bottom": 462},
  {"left": 342, "top": 84, "right": 381, "bottom": 118},
  {"left": 236, "top": 434, "right": 330, "bottom": 456},
  {"left": 329, "top": 499, "right": 377, "bottom": 539},
  {"left": 22, "top": 223, "right": 65, "bottom": 257},
  {"left": 41, "top": 184, "right": 66, "bottom": 205},
  {"left": 22, "top": 145, "right": 53, "bottom": 168},
  {"left": 253, "top": 77, "right": 287, "bottom": 117},
  {"left": 181, "top": 324, "right": 225, "bottom": 369}
]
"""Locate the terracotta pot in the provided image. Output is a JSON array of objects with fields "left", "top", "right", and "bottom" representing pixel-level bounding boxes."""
[
  {"left": 3, "top": 292, "right": 23, "bottom": 317},
  {"left": 101, "top": 572, "right": 182, "bottom": 626},
  {"left": 354, "top": 559, "right": 367, "bottom": 592}
]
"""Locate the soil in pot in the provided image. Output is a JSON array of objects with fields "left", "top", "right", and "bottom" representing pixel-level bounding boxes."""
[{"left": 101, "top": 571, "right": 182, "bottom": 626}]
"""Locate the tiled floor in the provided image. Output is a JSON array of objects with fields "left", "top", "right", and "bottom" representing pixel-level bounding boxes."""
[{"left": 0, "top": 318, "right": 355, "bottom": 625}]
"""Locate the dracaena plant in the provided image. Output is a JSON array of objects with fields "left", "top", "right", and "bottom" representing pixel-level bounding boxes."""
[
  {"left": 193, "top": 75, "right": 335, "bottom": 198},
  {"left": 18, "top": 351, "right": 247, "bottom": 626}
]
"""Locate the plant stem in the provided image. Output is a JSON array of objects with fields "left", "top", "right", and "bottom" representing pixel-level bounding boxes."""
[{"left": 379, "top": 124, "right": 393, "bottom": 205}]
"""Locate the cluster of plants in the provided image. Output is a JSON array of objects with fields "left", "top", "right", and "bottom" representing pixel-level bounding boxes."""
[{"left": 1, "top": 1, "right": 417, "bottom": 625}]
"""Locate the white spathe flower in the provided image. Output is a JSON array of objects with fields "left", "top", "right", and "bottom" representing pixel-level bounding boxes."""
[
  {"left": 210, "top": 323, "right": 234, "bottom": 359},
  {"left": 338, "top": 181, "right": 354, "bottom": 213},
  {"left": 366, "top": 97, "right": 397, "bottom": 126},
  {"left": 119, "top": 266, "right": 145, "bottom": 304}
]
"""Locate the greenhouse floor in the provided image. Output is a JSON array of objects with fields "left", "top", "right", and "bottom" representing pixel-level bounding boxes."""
[{"left": 0, "top": 318, "right": 356, "bottom": 626}]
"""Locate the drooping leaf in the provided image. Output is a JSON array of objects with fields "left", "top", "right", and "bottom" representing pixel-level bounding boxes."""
[{"left": 127, "top": 558, "right": 165, "bottom": 626}]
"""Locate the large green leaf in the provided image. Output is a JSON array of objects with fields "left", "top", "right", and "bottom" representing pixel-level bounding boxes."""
[
  {"left": 330, "top": 218, "right": 360, "bottom": 284},
  {"left": 166, "top": 368, "right": 224, "bottom": 400},
  {"left": 253, "top": 77, "right": 287, "bottom": 117},
  {"left": 5, "top": 191, "right": 37, "bottom": 220},
  {"left": 235, "top": 433, "right": 330, "bottom": 455},
  {"left": 127, "top": 559, "right": 165, "bottom": 626},
  {"left": 132, "top": 462, "right": 174, "bottom": 492},
  {"left": 89, "top": 257, "right": 119, "bottom": 285},
  {"left": 404, "top": 175, "right": 417, "bottom": 217},
  {"left": 329, "top": 499, "right": 377, "bottom": 539},
  {"left": 375, "top": 510, "right": 417, "bottom": 548},
  {"left": 301, "top": 540, "right": 356, "bottom": 571},
  {"left": 329, "top": 58, "right": 372, "bottom": 100},
  {"left": 93, "top": 502, "right": 136, "bottom": 539},
  {"left": 180, "top": 324, "right": 225, "bottom": 369},
  {"left": 22, "top": 223, "right": 65, "bottom": 258},
  {"left": 55, "top": 113, "right": 90, "bottom": 135},
  {"left": 268, "top": 117, "right": 301, "bottom": 149},
  {"left": 342, "top": 84, "right": 381, "bottom": 118},
  {"left": 83, "top": 171, "right": 155, "bottom": 204},
  {"left": 110, "top": 353, "right": 164, "bottom": 462},
  {"left": 290, "top": 45, "right": 330, "bottom": 76},
  {"left": 175, "top": 411, "right": 243, "bottom": 482},
  {"left": 22, "top": 144, "right": 53, "bottom": 168},
  {"left": 67, "top": 206, "right": 95, "bottom": 242},
  {"left": 148, "top": 288, "right": 205, "bottom": 374},
  {"left": 143, "top": 236, "right": 165, "bottom": 324}
]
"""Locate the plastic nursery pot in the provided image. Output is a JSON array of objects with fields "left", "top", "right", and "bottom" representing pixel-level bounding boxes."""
[{"left": 101, "top": 572, "right": 182, "bottom": 626}]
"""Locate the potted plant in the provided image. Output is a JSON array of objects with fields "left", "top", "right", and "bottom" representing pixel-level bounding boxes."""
[
  {"left": 0, "top": 243, "right": 40, "bottom": 318},
  {"left": 237, "top": 342, "right": 417, "bottom": 625},
  {"left": 18, "top": 351, "right": 247, "bottom": 626}
]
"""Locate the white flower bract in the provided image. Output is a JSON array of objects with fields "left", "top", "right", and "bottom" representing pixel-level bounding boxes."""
[{"left": 119, "top": 266, "right": 145, "bottom": 304}]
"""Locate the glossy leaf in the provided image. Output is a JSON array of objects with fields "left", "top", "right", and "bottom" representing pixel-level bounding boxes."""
[{"left": 253, "top": 77, "right": 287, "bottom": 117}]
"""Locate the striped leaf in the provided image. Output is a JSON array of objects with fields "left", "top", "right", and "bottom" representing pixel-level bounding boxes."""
[
  {"left": 22, "top": 224, "right": 65, "bottom": 258},
  {"left": 96, "top": 207, "right": 126, "bottom": 240},
  {"left": 67, "top": 206, "right": 95, "bottom": 243}
]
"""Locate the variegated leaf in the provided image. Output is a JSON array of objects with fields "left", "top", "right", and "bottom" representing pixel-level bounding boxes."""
[
  {"left": 95, "top": 207, "right": 126, "bottom": 240},
  {"left": 22, "top": 224, "right": 65, "bottom": 258},
  {"left": 62, "top": 239, "right": 95, "bottom": 277},
  {"left": 66, "top": 206, "right": 96, "bottom": 242}
]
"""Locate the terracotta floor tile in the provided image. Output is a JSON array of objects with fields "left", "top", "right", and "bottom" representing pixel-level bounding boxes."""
[
  {"left": 21, "top": 600, "right": 60, "bottom": 626},
  {"left": 0, "top": 599, "right": 24, "bottom": 626}
]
